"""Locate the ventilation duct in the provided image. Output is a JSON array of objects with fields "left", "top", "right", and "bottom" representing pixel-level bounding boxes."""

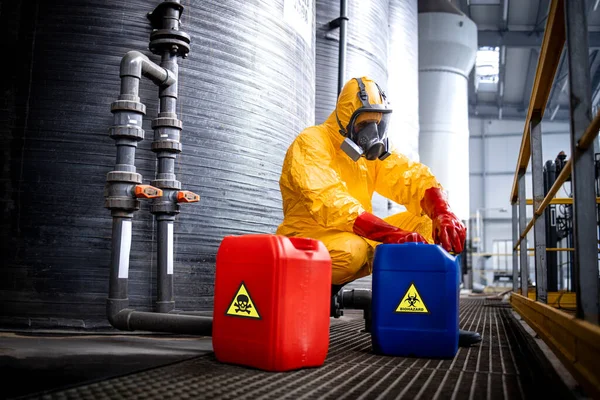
[
  {"left": 0, "top": 0, "right": 315, "bottom": 328},
  {"left": 417, "top": 0, "right": 477, "bottom": 221}
]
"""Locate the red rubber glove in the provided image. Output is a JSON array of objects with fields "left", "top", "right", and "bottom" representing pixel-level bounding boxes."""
[
  {"left": 352, "top": 212, "right": 428, "bottom": 244},
  {"left": 420, "top": 187, "right": 466, "bottom": 254}
]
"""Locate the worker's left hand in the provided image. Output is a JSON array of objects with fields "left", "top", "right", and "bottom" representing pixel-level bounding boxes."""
[
  {"left": 430, "top": 212, "right": 466, "bottom": 254},
  {"left": 420, "top": 186, "right": 466, "bottom": 254}
]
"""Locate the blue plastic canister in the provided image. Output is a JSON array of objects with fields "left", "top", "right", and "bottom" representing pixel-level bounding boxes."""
[{"left": 371, "top": 243, "right": 460, "bottom": 358}]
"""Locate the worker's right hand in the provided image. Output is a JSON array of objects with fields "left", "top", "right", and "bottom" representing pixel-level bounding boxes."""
[
  {"left": 352, "top": 211, "right": 428, "bottom": 244},
  {"left": 379, "top": 230, "right": 428, "bottom": 244}
]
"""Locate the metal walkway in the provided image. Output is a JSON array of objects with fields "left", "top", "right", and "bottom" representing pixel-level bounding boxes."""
[{"left": 25, "top": 299, "right": 574, "bottom": 400}]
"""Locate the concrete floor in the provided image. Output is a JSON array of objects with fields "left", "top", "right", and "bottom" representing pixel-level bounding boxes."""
[{"left": 0, "top": 331, "right": 213, "bottom": 399}]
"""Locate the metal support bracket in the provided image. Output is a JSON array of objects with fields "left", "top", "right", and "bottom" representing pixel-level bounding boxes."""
[{"left": 328, "top": 16, "right": 349, "bottom": 29}]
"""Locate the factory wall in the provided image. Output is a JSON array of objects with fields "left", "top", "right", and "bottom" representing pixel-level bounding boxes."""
[{"left": 468, "top": 117, "right": 573, "bottom": 286}]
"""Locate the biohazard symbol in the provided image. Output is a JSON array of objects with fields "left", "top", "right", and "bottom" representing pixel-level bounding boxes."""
[
  {"left": 395, "top": 282, "right": 429, "bottom": 314},
  {"left": 226, "top": 282, "right": 261, "bottom": 319}
]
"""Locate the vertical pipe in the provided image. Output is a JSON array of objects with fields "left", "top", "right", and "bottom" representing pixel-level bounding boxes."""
[
  {"left": 150, "top": 2, "right": 186, "bottom": 314},
  {"left": 108, "top": 217, "right": 131, "bottom": 309},
  {"left": 337, "top": 0, "right": 348, "bottom": 95},
  {"left": 157, "top": 217, "right": 174, "bottom": 312},
  {"left": 481, "top": 124, "right": 486, "bottom": 254},
  {"left": 154, "top": 52, "right": 179, "bottom": 314},
  {"left": 518, "top": 172, "right": 529, "bottom": 297},
  {"left": 512, "top": 203, "right": 519, "bottom": 292},
  {"left": 468, "top": 217, "right": 474, "bottom": 289},
  {"left": 106, "top": 212, "right": 137, "bottom": 321},
  {"left": 544, "top": 160, "right": 559, "bottom": 291},
  {"left": 565, "top": 0, "right": 600, "bottom": 324},
  {"left": 105, "top": 61, "right": 146, "bottom": 321},
  {"left": 530, "top": 117, "right": 547, "bottom": 303}
]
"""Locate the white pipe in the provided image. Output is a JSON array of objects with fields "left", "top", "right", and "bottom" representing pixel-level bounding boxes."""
[{"left": 418, "top": 9, "right": 477, "bottom": 221}]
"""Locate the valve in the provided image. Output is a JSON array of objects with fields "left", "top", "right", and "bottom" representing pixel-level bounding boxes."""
[
  {"left": 134, "top": 185, "right": 163, "bottom": 199},
  {"left": 177, "top": 190, "right": 200, "bottom": 203}
]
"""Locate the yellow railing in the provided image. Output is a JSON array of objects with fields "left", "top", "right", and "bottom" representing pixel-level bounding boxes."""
[
  {"left": 514, "top": 112, "right": 600, "bottom": 250},
  {"left": 525, "top": 197, "right": 600, "bottom": 205},
  {"left": 506, "top": 1, "right": 600, "bottom": 397},
  {"left": 509, "top": 0, "right": 565, "bottom": 204}
]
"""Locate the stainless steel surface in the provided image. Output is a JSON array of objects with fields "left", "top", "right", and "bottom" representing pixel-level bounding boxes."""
[
  {"left": 512, "top": 203, "right": 519, "bottom": 292},
  {"left": 518, "top": 173, "right": 529, "bottom": 297},
  {"left": 529, "top": 117, "right": 547, "bottom": 304},
  {"left": 565, "top": 0, "right": 600, "bottom": 324}
]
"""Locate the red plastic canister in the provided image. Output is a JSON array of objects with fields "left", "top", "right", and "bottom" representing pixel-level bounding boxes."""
[{"left": 212, "top": 234, "right": 332, "bottom": 371}]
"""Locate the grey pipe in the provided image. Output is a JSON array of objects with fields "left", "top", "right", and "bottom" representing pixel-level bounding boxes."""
[
  {"left": 337, "top": 0, "right": 348, "bottom": 95},
  {"left": 109, "top": 309, "right": 212, "bottom": 336},
  {"left": 150, "top": 2, "right": 189, "bottom": 315},
  {"left": 339, "top": 288, "right": 372, "bottom": 332},
  {"left": 106, "top": 1, "right": 211, "bottom": 335},
  {"left": 106, "top": 212, "right": 212, "bottom": 335},
  {"left": 156, "top": 216, "right": 176, "bottom": 313},
  {"left": 120, "top": 50, "right": 175, "bottom": 96},
  {"left": 107, "top": 217, "right": 132, "bottom": 316}
]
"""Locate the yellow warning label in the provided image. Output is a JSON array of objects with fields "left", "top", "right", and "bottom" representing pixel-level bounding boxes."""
[
  {"left": 395, "top": 282, "right": 429, "bottom": 314},
  {"left": 225, "top": 282, "right": 261, "bottom": 319}
]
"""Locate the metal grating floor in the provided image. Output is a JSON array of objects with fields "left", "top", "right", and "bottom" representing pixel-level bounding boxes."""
[{"left": 24, "top": 299, "right": 574, "bottom": 400}]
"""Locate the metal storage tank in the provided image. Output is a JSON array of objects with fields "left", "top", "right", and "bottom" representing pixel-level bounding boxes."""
[
  {"left": 387, "top": 0, "right": 420, "bottom": 162},
  {"left": 315, "top": 0, "right": 390, "bottom": 218},
  {"left": 315, "top": 0, "right": 390, "bottom": 126},
  {"left": 314, "top": 0, "right": 420, "bottom": 218},
  {"left": 0, "top": 0, "right": 315, "bottom": 328},
  {"left": 418, "top": 0, "right": 477, "bottom": 221}
]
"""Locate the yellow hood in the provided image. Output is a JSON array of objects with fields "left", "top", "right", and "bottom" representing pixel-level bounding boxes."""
[{"left": 323, "top": 76, "right": 386, "bottom": 144}]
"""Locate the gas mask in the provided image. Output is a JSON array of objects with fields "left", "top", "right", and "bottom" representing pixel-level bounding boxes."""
[{"left": 336, "top": 78, "right": 392, "bottom": 161}]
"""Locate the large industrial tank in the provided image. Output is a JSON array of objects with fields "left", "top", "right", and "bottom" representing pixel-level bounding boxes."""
[
  {"left": 315, "top": 0, "right": 390, "bottom": 218},
  {"left": 0, "top": 0, "right": 315, "bottom": 328},
  {"left": 418, "top": 0, "right": 477, "bottom": 221},
  {"left": 315, "top": 0, "right": 390, "bottom": 126},
  {"left": 387, "top": 0, "right": 420, "bottom": 162}
]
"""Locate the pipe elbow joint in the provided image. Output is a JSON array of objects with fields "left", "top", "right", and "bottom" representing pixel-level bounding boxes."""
[
  {"left": 119, "top": 51, "right": 174, "bottom": 87},
  {"left": 107, "top": 299, "right": 132, "bottom": 330},
  {"left": 120, "top": 51, "right": 148, "bottom": 79},
  {"left": 163, "top": 69, "right": 176, "bottom": 87}
]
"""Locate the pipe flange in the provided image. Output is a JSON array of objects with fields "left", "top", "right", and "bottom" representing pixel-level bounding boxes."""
[
  {"left": 106, "top": 171, "right": 143, "bottom": 184},
  {"left": 151, "top": 117, "right": 183, "bottom": 129},
  {"left": 149, "top": 30, "right": 191, "bottom": 57},
  {"left": 147, "top": 1, "right": 184, "bottom": 28},
  {"left": 110, "top": 210, "right": 135, "bottom": 218},
  {"left": 150, "top": 202, "right": 180, "bottom": 214},
  {"left": 151, "top": 179, "right": 182, "bottom": 190},
  {"left": 105, "top": 198, "right": 140, "bottom": 211},
  {"left": 117, "top": 94, "right": 140, "bottom": 103},
  {"left": 111, "top": 100, "right": 147, "bottom": 115},
  {"left": 109, "top": 126, "right": 145, "bottom": 140},
  {"left": 151, "top": 140, "right": 182, "bottom": 152}
]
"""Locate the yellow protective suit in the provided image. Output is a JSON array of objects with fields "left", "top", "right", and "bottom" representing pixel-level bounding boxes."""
[{"left": 276, "top": 76, "right": 442, "bottom": 285}]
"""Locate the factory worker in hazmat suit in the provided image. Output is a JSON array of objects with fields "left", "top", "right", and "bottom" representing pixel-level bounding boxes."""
[{"left": 276, "top": 76, "right": 481, "bottom": 346}]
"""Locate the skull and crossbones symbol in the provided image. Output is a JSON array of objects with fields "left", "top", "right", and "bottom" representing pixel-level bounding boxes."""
[
  {"left": 405, "top": 293, "right": 420, "bottom": 307},
  {"left": 234, "top": 294, "right": 252, "bottom": 314}
]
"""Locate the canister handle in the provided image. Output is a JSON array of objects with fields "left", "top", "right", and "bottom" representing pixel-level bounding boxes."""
[{"left": 288, "top": 237, "right": 318, "bottom": 252}]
